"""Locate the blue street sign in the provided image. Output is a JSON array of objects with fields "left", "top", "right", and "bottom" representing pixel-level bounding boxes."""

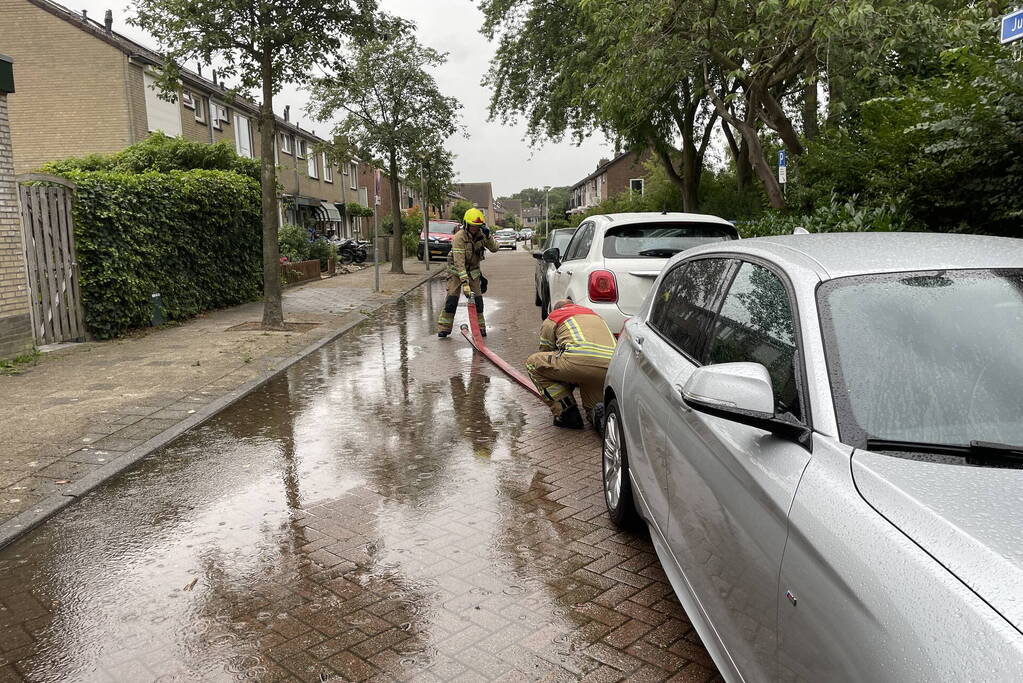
[
  {"left": 1001, "top": 8, "right": 1023, "bottom": 44},
  {"left": 778, "top": 150, "right": 787, "bottom": 167}
]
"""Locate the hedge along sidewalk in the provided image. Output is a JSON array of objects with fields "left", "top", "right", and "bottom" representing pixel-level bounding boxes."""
[{"left": 0, "top": 262, "right": 443, "bottom": 548}]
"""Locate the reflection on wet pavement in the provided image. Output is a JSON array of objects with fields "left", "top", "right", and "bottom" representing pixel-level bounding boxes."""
[{"left": 0, "top": 279, "right": 717, "bottom": 682}]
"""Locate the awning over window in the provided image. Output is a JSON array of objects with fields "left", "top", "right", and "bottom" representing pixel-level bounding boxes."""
[{"left": 319, "top": 201, "right": 342, "bottom": 222}]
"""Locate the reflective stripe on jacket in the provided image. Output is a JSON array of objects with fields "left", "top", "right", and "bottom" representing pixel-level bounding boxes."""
[
  {"left": 539, "top": 304, "right": 616, "bottom": 363},
  {"left": 447, "top": 228, "right": 498, "bottom": 281}
]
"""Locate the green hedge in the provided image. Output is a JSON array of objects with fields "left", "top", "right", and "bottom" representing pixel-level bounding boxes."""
[{"left": 63, "top": 169, "right": 262, "bottom": 339}]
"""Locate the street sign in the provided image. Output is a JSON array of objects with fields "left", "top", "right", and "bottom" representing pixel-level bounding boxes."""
[
  {"left": 1001, "top": 8, "right": 1023, "bottom": 44},
  {"left": 778, "top": 150, "right": 787, "bottom": 167},
  {"left": 778, "top": 150, "right": 787, "bottom": 184}
]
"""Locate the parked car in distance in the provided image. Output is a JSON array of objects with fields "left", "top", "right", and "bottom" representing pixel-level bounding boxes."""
[
  {"left": 520, "top": 228, "right": 534, "bottom": 242},
  {"left": 541, "top": 212, "right": 738, "bottom": 334},
  {"left": 602, "top": 232, "right": 1023, "bottom": 681},
  {"left": 532, "top": 228, "right": 577, "bottom": 319},
  {"left": 417, "top": 219, "right": 460, "bottom": 261},
  {"left": 495, "top": 228, "right": 518, "bottom": 250}
]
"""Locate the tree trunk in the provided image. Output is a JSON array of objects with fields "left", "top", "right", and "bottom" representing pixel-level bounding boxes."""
[
  {"left": 680, "top": 138, "right": 700, "bottom": 212},
  {"left": 803, "top": 72, "right": 819, "bottom": 141},
  {"left": 739, "top": 122, "right": 785, "bottom": 209},
  {"left": 388, "top": 150, "right": 404, "bottom": 274},
  {"left": 721, "top": 121, "right": 752, "bottom": 191},
  {"left": 259, "top": 49, "right": 284, "bottom": 329},
  {"left": 757, "top": 89, "right": 804, "bottom": 156}
]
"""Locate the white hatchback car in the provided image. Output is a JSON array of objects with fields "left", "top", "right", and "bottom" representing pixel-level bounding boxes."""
[{"left": 541, "top": 213, "right": 738, "bottom": 333}]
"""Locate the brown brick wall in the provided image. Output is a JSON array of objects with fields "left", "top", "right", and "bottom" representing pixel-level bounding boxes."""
[
  {"left": 178, "top": 90, "right": 211, "bottom": 144},
  {"left": 0, "top": 93, "right": 35, "bottom": 359},
  {"left": 604, "top": 149, "right": 654, "bottom": 198},
  {"left": 2, "top": 0, "right": 132, "bottom": 174},
  {"left": 125, "top": 63, "right": 148, "bottom": 145}
]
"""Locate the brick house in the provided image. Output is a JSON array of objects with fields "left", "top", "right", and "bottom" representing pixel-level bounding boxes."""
[
  {"left": 0, "top": 0, "right": 410, "bottom": 239},
  {"left": 454, "top": 182, "right": 499, "bottom": 224},
  {"left": 0, "top": 54, "right": 33, "bottom": 360},
  {"left": 568, "top": 149, "right": 655, "bottom": 214}
]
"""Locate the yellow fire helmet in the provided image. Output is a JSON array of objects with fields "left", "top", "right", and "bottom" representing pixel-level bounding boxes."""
[{"left": 463, "top": 208, "right": 486, "bottom": 227}]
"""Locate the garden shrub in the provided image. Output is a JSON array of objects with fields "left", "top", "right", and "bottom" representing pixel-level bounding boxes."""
[
  {"left": 62, "top": 169, "right": 262, "bottom": 339},
  {"left": 740, "top": 195, "right": 915, "bottom": 238},
  {"left": 306, "top": 238, "right": 337, "bottom": 269},
  {"left": 278, "top": 223, "right": 312, "bottom": 263},
  {"left": 42, "top": 133, "right": 261, "bottom": 182}
]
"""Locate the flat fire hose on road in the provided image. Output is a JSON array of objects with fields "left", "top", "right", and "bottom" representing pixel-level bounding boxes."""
[{"left": 460, "top": 295, "right": 542, "bottom": 398}]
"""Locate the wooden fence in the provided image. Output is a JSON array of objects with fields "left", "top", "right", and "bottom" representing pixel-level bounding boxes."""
[
  {"left": 17, "top": 174, "right": 85, "bottom": 345},
  {"left": 282, "top": 259, "right": 321, "bottom": 285}
]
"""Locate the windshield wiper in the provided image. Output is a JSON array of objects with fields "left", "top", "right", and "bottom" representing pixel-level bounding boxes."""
[
  {"left": 865, "top": 438, "right": 1023, "bottom": 464},
  {"left": 637, "top": 248, "right": 681, "bottom": 258}
]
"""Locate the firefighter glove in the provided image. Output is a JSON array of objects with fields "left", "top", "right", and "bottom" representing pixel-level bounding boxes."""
[
  {"left": 482, "top": 227, "right": 491, "bottom": 237},
  {"left": 462, "top": 281, "right": 473, "bottom": 298}
]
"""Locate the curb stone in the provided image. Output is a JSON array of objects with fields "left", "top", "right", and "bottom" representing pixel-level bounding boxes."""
[{"left": 0, "top": 269, "right": 444, "bottom": 550}]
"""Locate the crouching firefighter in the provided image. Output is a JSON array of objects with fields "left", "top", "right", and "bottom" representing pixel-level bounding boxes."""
[
  {"left": 526, "top": 300, "right": 616, "bottom": 429},
  {"left": 437, "top": 208, "right": 499, "bottom": 338}
]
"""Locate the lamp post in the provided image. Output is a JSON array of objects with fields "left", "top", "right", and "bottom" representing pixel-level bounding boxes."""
[
  {"left": 544, "top": 185, "right": 551, "bottom": 240},
  {"left": 420, "top": 160, "right": 430, "bottom": 272}
]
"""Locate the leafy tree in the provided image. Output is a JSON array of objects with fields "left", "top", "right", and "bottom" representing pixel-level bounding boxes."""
[
  {"left": 309, "top": 22, "right": 461, "bottom": 274},
  {"left": 449, "top": 199, "right": 474, "bottom": 223},
  {"left": 129, "top": 0, "right": 374, "bottom": 328},
  {"left": 405, "top": 147, "right": 455, "bottom": 218}
]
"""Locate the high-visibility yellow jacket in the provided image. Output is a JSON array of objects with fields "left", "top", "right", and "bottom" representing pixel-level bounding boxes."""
[
  {"left": 447, "top": 228, "right": 498, "bottom": 282},
  {"left": 539, "top": 304, "right": 617, "bottom": 364}
]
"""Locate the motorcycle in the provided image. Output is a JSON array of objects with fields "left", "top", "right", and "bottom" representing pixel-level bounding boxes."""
[{"left": 336, "top": 238, "right": 368, "bottom": 265}]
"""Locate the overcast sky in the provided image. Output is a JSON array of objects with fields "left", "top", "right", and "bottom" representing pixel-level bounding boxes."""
[{"left": 71, "top": 0, "right": 613, "bottom": 197}]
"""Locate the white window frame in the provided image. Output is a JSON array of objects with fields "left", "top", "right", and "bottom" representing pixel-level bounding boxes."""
[
  {"left": 280, "top": 133, "right": 293, "bottom": 155},
  {"left": 350, "top": 163, "right": 358, "bottom": 189},
  {"left": 323, "top": 153, "right": 333, "bottom": 182},
  {"left": 234, "top": 113, "right": 252, "bottom": 158},
  {"left": 296, "top": 139, "right": 306, "bottom": 159},
  {"left": 307, "top": 152, "right": 318, "bottom": 179},
  {"left": 630, "top": 178, "right": 645, "bottom": 195},
  {"left": 211, "top": 103, "right": 227, "bottom": 130},
  {"left": 181, "top": 89, "right": 195, "bottom": 109},
  {"left": 193, "top": 96, "right": 206, "bottom": 123}
]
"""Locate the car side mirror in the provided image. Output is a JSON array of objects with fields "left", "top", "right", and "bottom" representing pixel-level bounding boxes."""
[
  {"left": 532, "top": 251, "right": 543, "bottom": 260},
  {"left": 681, "top": 362, "right": 810, "bottom": 447},
  {"left": 542, "top": 247, "right": 561, "bottom": 265}
]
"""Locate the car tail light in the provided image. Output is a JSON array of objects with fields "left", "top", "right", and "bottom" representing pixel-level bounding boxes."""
[{"left": 588, "top": 269, "right": 618, "bottom": 303}]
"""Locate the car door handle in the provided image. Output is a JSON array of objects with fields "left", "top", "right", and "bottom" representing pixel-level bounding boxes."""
[
  {"left": 564, "top": 270, "right": 573, "bottom": 275},
  {"left": 632, "top": 335, "right": 644, "bottom": 355}
]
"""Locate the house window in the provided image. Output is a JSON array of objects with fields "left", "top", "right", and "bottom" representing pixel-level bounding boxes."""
[
  {"left": 307, "top": 152, "right": 317, "bottom": 179},
  {"left": 193, "top": 97, "right": 206, "bottom": 124},
  {"left": 350, "top": 163, "right": 358, "bottom": 189},
  {"left": 280, "top": 133, "right": 293, "bottom": 154},
  {"left": 211, "top": 104, "right": 228, "bottom": 130},
  {"left": 182, "top": 89, "right": 195, "bottom": 109},
  {"left": 342, "top": 162, "right": 349, "bottom": 176},
  {"left": 323, "top": 153, "right": 333, "bottom": 182},
  {"left": 234, "top": 114, "right": 252, "bottom": 158},
  {"left": 297, "top": 140, "right": 306, "bottom": 159},
  {"left": 630, "top": 178, "right": 645, "bottom": 195}
]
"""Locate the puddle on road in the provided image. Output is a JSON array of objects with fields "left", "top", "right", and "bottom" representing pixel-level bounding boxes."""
[{"left": 0, "top": 282, "right": 669, "bottom": 681}]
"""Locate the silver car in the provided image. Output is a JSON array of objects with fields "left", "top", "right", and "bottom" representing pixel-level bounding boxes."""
[{"left": 601, "top": 233, "right": 1023, "bottom": 681}]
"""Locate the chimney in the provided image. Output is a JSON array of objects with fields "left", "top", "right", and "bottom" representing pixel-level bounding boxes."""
[
  {"left": 81, "top": 9, "right": 87, "bottom": 20},
  {"left": 212, "top": 70, "right": 218, "bottom": 85},
  {"left": 283, "top": 105, "right": 290, "bottom": 122},
  {"left": 104, "top": 9, "right": 112, "bottom": 32},
  {"left": 196, "top": 63, "right": 202, "bottom": 76},
  {"left": 597, "top": 158, "right": 609, "bottom": 168}
]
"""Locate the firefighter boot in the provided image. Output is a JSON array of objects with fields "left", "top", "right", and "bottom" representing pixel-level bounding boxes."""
[{"left": 553, "top": 403, "right": 585, "bottom": 430}]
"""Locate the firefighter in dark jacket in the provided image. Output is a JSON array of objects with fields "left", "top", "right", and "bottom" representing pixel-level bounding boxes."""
[
  {"left": 526, "top": 300, "right": 616, "bottom": 429},
  {"left": 437, "top": 208, "right": 499, "bottom": 337}
]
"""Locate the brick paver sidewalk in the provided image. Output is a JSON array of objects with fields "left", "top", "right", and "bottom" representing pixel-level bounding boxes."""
[{"left": 0, "top": 259, "right": 442, "bottom": 533}]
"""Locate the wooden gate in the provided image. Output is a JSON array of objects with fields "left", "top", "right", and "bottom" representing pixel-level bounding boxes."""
[{"left": 17, "top": 173, "right": 85, "bottom": 345}]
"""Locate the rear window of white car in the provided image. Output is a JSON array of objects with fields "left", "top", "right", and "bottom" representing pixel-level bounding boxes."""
[{"left": 603, "top": 222, "right": 737, "bottom": 258}]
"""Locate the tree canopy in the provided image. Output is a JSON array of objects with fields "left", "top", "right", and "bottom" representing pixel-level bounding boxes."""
[{"left": 308, "top": 21, "right": 461, "bottom": 273}]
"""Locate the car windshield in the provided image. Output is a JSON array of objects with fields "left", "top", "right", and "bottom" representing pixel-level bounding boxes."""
[
  {"left": 819, "top": 269, "right": 1023, "bottom": 449},
  {"left": 602, "top": 222, "right": 736, "bottom": 258},
  {"left": 429, "top": 221, "right": 457, "bottom": 234},
  {"left": 550, "top": 231, "right": 575, "bottom": 253},
  {"left": 497, "top": 230, "right": 516, "bottom": 237}
]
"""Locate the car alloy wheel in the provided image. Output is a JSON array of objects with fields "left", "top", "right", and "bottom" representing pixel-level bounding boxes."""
[{"left": 602, "top": 399, "right": 638, "bottom": 529}]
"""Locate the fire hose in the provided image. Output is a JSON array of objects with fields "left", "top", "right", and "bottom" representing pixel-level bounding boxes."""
[{"left": 459, "top": 295, "right": 542, "bottom": 398}]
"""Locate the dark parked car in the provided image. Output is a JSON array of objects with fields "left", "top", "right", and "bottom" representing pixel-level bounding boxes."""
[{"left": 532, "top": 228, "right": 576, "bottom": 319}]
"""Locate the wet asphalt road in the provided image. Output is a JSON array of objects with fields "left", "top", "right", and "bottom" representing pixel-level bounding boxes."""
[{"left": 0, "top": 249, "right": 718, "bottom": 682}]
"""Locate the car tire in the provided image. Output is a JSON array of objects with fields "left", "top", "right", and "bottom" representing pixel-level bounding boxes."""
[
  {"left": 417, "top": 246, "right": 424, "bottom": 261},
  {"left": 603, "top": 399, "right": 639, "bottom": 529},
  {"left": 535, "top": 289, "right": 542, "bottom": 307},
  {"left": 540, "top": 291, "right": 550, "bottom": 320}
]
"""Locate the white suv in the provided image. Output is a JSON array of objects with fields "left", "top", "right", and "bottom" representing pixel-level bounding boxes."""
[{"left": 541, "top": 213, "right": 737, "bottom": 333}]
